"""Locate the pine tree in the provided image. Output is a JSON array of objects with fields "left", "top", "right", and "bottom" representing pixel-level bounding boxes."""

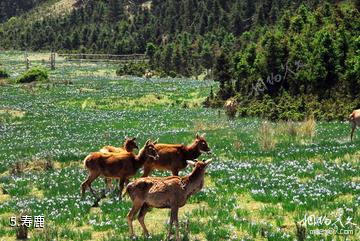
[
  {"left": 163, "top": 44, "right": 174, "bottom": 73},
  {"left": 72, "top": 31, "right": 80, "bottom": 48},
  {"left": 108, "top": 0, "right": 122, "bottom": 22},
  {"left": 172, "top": 46, "right": 183, "bottom": 74},
  {"left": 145, "top": 42, "right": 156, "bottom": 67},
  {"left": 214, "top": 52, "right": 231, "bottom": 96}
]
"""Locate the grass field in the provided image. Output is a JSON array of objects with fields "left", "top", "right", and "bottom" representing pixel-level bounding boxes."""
[{"left": 0, "top": 51, "right": 359, "bottom": 240}]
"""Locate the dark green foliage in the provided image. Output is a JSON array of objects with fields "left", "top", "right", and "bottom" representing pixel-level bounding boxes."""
[
  {"left": 115, "top": 63, "right": 147, "bottom": 76},
  {"left": 16, "top": 67, "right": 49, "bottom": 83},
  {"left": 227, "top": 2, "right": 360, "bottom": 121},
  {"left": 237, "top": 92, "right": 358, "bottom": 121},
  {"left": 0, "top": 68, "right": 10, "bottom": 78},
  {"left": 0, "top": 0, "right": 47, "bottom": 23},
  {"left": 214, "top": 53, "right": 234, "bottom": 100}
]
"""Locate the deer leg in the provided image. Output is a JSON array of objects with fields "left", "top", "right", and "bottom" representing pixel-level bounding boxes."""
[
  {"left": 80, "top": 172, "right": 99, "bottom": 198},
  {"left": 118, "top": 178, "right": 125, "bottom": 198},
  {"left": 104, "top": 177, "right": 112, "bottom": 193},
  {"left": 167, "top": 208, "right": 175, "bottom": 240},
  {"left": 351, "top": 124, "right": 356, "bottom": 142},
  {"left": 127, "top": 202, "right": 142, "bottom": 238},
  {"left": 142, "top": 164, "right": 152, "bottom": 177},
  {"left": 137, "top": 203, "right": 150, "bottom": 237},
  {"left": 172, "top": 207, "right": 180, "bottom": 241}
]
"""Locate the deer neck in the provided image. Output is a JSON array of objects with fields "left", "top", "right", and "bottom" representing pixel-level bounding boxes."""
[
  {"left": 183, "top": 167, "right": 205, "bottom": 197},
  {"left": 184, "top": 142, "right": 201, "bottom": 160},
  {"left": 124, "top": 145, "right": 132, "bottom": 152},
  {"left": 134, "top": 147, "right": 147, "bottom": 169}
]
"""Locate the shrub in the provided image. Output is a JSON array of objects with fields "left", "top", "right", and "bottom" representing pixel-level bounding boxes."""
[
  {"left": 16, "top": 67, "right": 49, "bottom": 83},
  {"left": 116, "top": 62, "right": 147, "bottom": 76},
  {"left": 0, "top": 68, "right": 10, "bottom": 78},
  {"left": 258, "top": 121, "right": 277, "bottom": 150}
]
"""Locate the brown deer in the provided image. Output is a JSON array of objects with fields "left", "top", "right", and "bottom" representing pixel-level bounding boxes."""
[
  {"left": 81, "top": 140, "right": 159, "bottom": 198},
  {"left": 100, "top": 137, "right": 138, "bottom": 153},
  {"left": 224, "top": 98, "right": 237, "bottom": 119},
  {"left": 126, "top": 159, "right": 212, "bottom": 240},
  {"left": 349, "top": 109, "right": 360, "bottom": 141},
  {"left": 100, "top": 137, "right": 139, "bottom": 192},
  {"left": 142, "top": 133, "right": 211, "bottom": 177}
]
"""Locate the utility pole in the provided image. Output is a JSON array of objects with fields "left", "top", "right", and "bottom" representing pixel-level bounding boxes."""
[
  {"left": 50, "top": 52, "right": 56, "bottom": 70},
  {"left": 25, "top": 51, "right": 30, "bottom": 70}
]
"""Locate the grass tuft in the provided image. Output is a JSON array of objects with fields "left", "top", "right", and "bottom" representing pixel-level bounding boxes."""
[{"left": 258, "top": 121, "right": 277, "bottom": 151}]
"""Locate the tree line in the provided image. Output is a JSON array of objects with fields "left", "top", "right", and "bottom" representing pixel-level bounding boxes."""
[{"left": 0, "top": 0, "right": 359, "bottom": 120}]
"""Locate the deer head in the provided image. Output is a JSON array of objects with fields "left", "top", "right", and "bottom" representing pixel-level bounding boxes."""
[
  {"left": 144, "top": 139, "right": 159, "bottom": 160},
  {"left": 194, "top": 133, "right": 211, "bottom": 154},
  {"left": 124, "top": 136, "right": 139, "bottom": 151}
]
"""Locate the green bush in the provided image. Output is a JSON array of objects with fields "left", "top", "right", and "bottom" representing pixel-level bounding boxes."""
[
  {"left": 212, "top": 91, "right": 357, "bottom": 121},
  {"left": 16, "top": 67, "right": 49, "bottom": 83},
  {"left": 116, "top": 63, "right": 147, "bottom": 76},
  {"left": 0, "top": 68, "right": 10, "bottom": 78}
]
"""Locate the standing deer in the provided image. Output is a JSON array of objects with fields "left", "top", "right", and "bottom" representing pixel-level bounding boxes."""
[
  {"left": 126, "top": 159, "right": 212, "bottom": 240},
  {"left": 142, "top": 133, "right": 211, "bottom": 177},
  {"left": 224, "top": 98, "right": 238, "bottom": 119},
  {"left": 81, "top": 140, "right": 159, "bottom": 198},
  {"left": 99, "top": 137, "right": 139, "bottom": 193},
  {"left": 349, "top": 109, "right": 360, "bottom": 141}
]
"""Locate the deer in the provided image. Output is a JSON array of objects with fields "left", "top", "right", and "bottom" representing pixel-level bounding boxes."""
[
  {"left": 99, "top": 137, "right": 138, "bottom": 153},
  {"left": 349, "top": 109, "right": 360, "bottom": 141},
  {"left": 80, "top": 140, "right": 159, "bottom": 199},
  {"left": 100, "top": 137, "right": 139, "bottom": 192},
  {"left": 126, "top": 159, "right": 212, "bottom": 241},
  {"left": 142, "top": 133, "right": 211, "bottom": 177}
]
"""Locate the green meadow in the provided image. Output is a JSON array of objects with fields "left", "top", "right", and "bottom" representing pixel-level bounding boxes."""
[{"left": 0, "top": 52, "right": 359, "bottom": 240}]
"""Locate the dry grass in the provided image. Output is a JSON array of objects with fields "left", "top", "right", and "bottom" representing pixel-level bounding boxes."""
[
  {"left": 193, "top": 119, "right": 228, "bottom": 132},
  {"left": 8, "top": 159, "right": 57, "bottom": 176},
  {"left": 0, "top": 109, "right": 26, "bottom": 119},
  {"left": 258, "top": 121, "right": 277, "bottom": 151},
  {"left": 23, "top": 0, "right": 76, "bottom": 22},
  {"left": 298, "top": 116, "right": 316, "bottom": 139},
  {"left": 276, "top": 116, "right": 316, "bottom": 142}
]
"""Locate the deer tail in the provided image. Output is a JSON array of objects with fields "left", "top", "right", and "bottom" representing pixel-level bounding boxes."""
[
  {"left": 349, "top": 112, "right": 355, "bottom": 121},
  {"left": 122, "top": 186, "right": 128, "bottom": 198},
  {"left": 122, "top": 182, "right": 135, "bottom": 199},
  {"left": 83, "top": 154, "right": 92, "bottom": 168}
]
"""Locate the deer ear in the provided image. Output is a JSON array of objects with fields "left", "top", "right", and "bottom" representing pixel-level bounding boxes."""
[
  {"left": 145, "top": 139, "right": 151, "bottom": 145},
  {"left": 204, "top": 159, "right": 212, "bottom": 165},
  {"left": 186, "top": 160, "right": 196, "bottom": 166},
  {"left": 125, "top": 135, "right": 128, "bottom": 140},
  {"left": 132, "top": 137, "right": 136, "bottom": 141},
  {"left": 201, "top": 133, "right": 206, "bottom": 138},
  {"left": 153, "top": 138, "right": 159, "bottom": 145},
  {"left": 195, "top": 133, "right": 200, "bottom": 139}
]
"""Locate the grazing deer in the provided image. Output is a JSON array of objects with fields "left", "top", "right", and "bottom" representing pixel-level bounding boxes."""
[
  {"left": 100, "top": 137, "right": 138, "bottom": 153},
  {"left": 81, "top": 140, "right": 159, "bottom": 198},
  {"left": 126, "top": 159, "right": 212, "bottom": 240},
  {"left": 142, "top": 133, "right": 211, "bottom": 177},
  {"left": 349, "top": 109, "right": 360, "bottom": 141}
]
